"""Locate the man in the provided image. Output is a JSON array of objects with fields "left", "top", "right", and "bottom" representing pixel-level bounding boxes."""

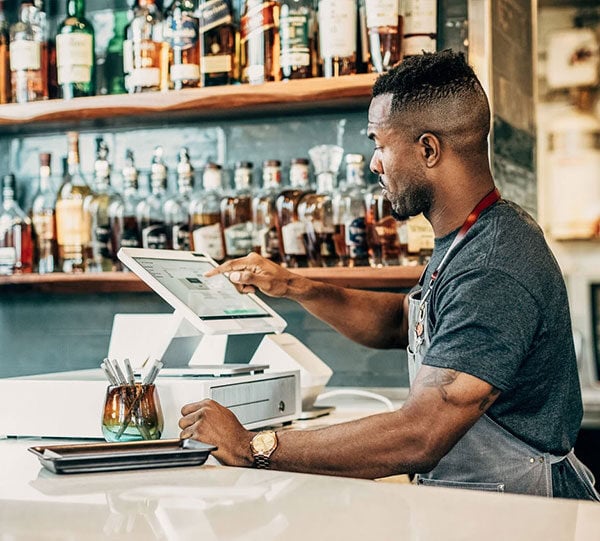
[{"left": 179, "top": 51, "right": 599, "bottom": 500}]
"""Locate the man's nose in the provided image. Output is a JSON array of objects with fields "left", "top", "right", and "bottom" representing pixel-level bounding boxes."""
[{"left": 369, "top": 153, "right": 382, "bottom": 175}]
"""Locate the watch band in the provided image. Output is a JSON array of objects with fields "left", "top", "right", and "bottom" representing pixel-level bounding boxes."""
[{"left": 253, "top": 454, "right": 272, "bottom": 469}]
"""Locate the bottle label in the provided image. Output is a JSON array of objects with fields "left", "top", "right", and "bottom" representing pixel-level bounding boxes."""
[
  {"left": 142, "top": 224, "right": 168, "bottom": 249},
  {"left": 241, "top": 2, "right": 277, "bottom": 42},
  {"left": 192, "top": 223, "right": 224, "bottom": 260},
  {"left": 123, "top": 39, "right": 133, "bottom": 74},
  {"left": 94, "top": 225, "right": 112, "bottom": 258},
  {"left": 397, "top": 220, "right": 408, "bottom": 244},
  {"left": 198, "top": 0, "right": 233, "bottom": 33},
  {"left": 365, "top": 0, "right": 398, "bottom": 28},
  {"left": 56, "top": 199, "right": 89, "bottom": 246},
  {"left": 167, "top": 16, "right": 199, "bottom": 50},
  {"left": 318, "top": 0, "right": 357, "bottom": 58},
  {"left": 9, "top": 40, "right": 41, "bottom": 71},
  {"left": 0, "top": 247, "right": 17, "bottom": 267},
  {"left": 404, "top": 35, "right": 436, "bottom": 56},
  {"left": 120, "top": 235, "right": 140, "bottom": 248},
  {"left": 407, "top": 213, "right": 434, "bottom": 253},
  {"left": 172, "top": 224, "right": 191, "bottom": 251},
  {"left": 345, "top": 217, "right": 368, "bottom": 259},
  {"left": 32, "top": 213, "right": 55, "bottom": 241},
  {"left": 130, "top": 67, "right": 161, "bottom": 88},
  {"left": 281, "top": 221, "right": 306, "bottom": 255},
  {"left": 201, "top": 54, "right": 232, "bottom": 74},
  {"left": 255, "top": 225, "right": 280, "bottom": 258},
  {"left": 403, "top": 0, "right": 437, "bottom": 34},
  {"left": 224, "top": 222, "right": 254, "bottom": 257},
  {"left": 280, "top": 12, "right": 311, "bottom": 69},
  {"left": 170, "top": 63, "right": 200, "bottom": 81},
  {"left": 56, "top": 34, "right": 93, "bottom": 84}
]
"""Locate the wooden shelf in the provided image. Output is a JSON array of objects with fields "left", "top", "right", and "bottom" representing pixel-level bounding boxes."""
[
  {"left": 0, "top": 266, "right": 423, "bottom": 294},
  {"left": 0, "top": 74, "right": 378, "bottom": 134}
]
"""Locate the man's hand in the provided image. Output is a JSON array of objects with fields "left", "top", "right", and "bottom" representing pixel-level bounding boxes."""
[{"left": 179, "top": 399, "right": 254, "bottom": 467}]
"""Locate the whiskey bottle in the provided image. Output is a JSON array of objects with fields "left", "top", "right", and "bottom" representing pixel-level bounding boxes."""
[
  {"left": 279, "top": 0, "right": 314, "bottom": 80},
  {"left": 56, "top": 0, "right": 95, "bottom": 99},
  {"left": 402, "top": 0, "right": 437, "bottom": 56},
  {"left": 109, "top": 149, "right": 141, "bottom": 269},
  {"left": 137, "top": 146, "right": 169, "bottom": 250},
  {"left": 251, "top": 160, "right": 282, "bottom": 262},
  {"left": 0, "top": 0, "right": 11, "bottom": 103},
  {"left": 197, "top": 0, "right": 235, "bottom": 87},
  {"left": 84, "top": 138, "right": 120, "bottom": 272},
  {"left": 165, "top": 0, "right": 201, "bottom": 90},
  {"left": 124, "top": 0, "right": 166, "bottom": 93},
  {"left": 277, "top": 157, "right": 313, "bottom": 268},
  {"left": 364, "top": 185, "right": 401, "bottom": 267},
  {"left": 0, "top": 174, "right": 34, "bottom": 275},
  {"left": 56, "top": 132, "right": 92, "bottom": 273},
  {"left": 240, "top": 0, "right": 280, "bottom": 84},
  {"left": 365, "top": 0, "right": 402, "bottom": 73},
  {"left": 333, "top": 153, "right": 369, "bottom": 267},
  {"left": 189, "top": 162, "right": 226, "bottom": 261},
  {"left": 9, "top": 0, "right": 48, "bottom": 103},
  {"left": 31, "top": 152, "right": 57, "bottom": 274},
  {"left": 164, "top": 147, "right": 195, "bottom": 250},
  {"left": 317, "top": 0, "right": 357, "bottom": 78},
  {"left": 299, "top": 145, "right": 343, "bottom": 267},
  {"left": 222, "top": 161, "right": 254, "bottom": 259}
]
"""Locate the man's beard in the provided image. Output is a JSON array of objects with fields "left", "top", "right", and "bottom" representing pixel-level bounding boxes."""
[{"left": 386, "top": 182, "right": 433, "bottom": 222}]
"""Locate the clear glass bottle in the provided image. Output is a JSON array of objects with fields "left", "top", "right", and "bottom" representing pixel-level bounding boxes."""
[
  {"left": 31, "top": 152, "right": 57, "bottom": 274},
  {"left": 222, "top": 160, "right": 254, "bottom": 259},
  {"left": 317, "top": 0, "right": 357, "bottom": 78},
  {"left": 189, "top": 162, "right": 226, "bottom": 262},
  {"left": 364, "top": 185, "right": 401, "bottom": 267},
  {"left": 240, "top": 0, "right": 281, "bottom": 84},
  {"left": 84, "top": 138, "right": 120, "bottom": 272},
  {"left": 299, "top": 144, "right": 343, "bottom": 267},
  {"left": 124, "top": 0, "right": 167, "bottom": 93},
  {"left": 109, "top": 149, "right": 142, "bottom": 270},
  {"left": 165, "top": 0, "right": 201, "bottom": 90},
  {"left": 252, "top": 159, "right": 282, "bottom": 263},
  {"left": 0, "top": 0, "right": 11, "bottom": 104},
  {"left": 137, "top": 146, "right": 169, "bottom": 250},
  {"left": 0, "top": 174, "right": 34, "bottom": 275},
  {"left": 277, "top": 157, "right": 313, "bottom": 268},
  {"left": 279, "top": 0, "right": 314, "bottom": 80},
  {"left": 9, "top": 0, "right": 48, "bottom": 103},
  {"left": 402, "top": 0, "right": 437, "bottom": 56},
  {"left": 56, "top": 131, "right": 92, "bottom": 273},
  {"left": 164, "top": 147, "right": 195, "bottom": 250},
  {"left": 333, "top": 153, "right": 369, "bottom": 267},
  {"left": 197, "top": 0, "right": 235, "bottom": 87},
  {"left": 365, "top": 0, "right": 402, "bottom": 73},
  {"left": 56, "top": 0, "right": 95, "bottom": 99}
]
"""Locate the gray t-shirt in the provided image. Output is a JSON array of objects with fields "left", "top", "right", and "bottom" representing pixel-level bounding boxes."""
[{"left": 420, "top": 199, "right": 582, "bottom": 455}]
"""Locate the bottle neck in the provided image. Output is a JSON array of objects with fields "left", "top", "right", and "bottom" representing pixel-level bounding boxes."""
[
  {"left": 178, "top": 178, "right": 193, "bottom": 193},
  {"left": 2, "top": 188, "right": 14, "bottom": 206},
  {"left": 316, "top": 172, "right": 335, "bottom": 193},
  {"left": 290, "top": 165, "right": 310, "bottom": 188},
  {"left": 67, "top": 0, "right": 86, "bottom": 18},
  {"left": 39, "top": 165, "right": 51, "bottom": 190}
]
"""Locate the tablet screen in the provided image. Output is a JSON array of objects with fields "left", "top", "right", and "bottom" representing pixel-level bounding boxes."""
[{"left": 132, "top": 257, "right": 269, "bottom": 319}]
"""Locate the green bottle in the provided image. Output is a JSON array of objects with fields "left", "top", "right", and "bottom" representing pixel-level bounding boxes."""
[{"left": 56, "top": 0, "right": 95, "bottom": 99}]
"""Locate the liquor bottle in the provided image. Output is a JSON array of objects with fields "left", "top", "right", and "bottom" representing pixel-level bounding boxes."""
[
  {"left": 240, "top": 0, "right": 280, "bottom": 84},
  {"left": 279, "top": 0, "right": 314, "bottom": 80},
  {"left": 0, "top": 0, "right": 11, "bottom": 104},
  {"left": 402, "top": 0, "right": 437, "bottom": 56},
  {"left": 109, "top": 149, "right": 141, "bottom": 269},
  {"left": 333, "top": 153, "right": 369, "bottom": 267},
  {"left": 317, "top": 0, "right": 357, "bottom": 78},
  {"left": 189, "top": 162, "right": 226, "bottom": 262},
  {"left": 197, "top": 0, "right": 235, "bottom": 87},
  {"left": 56, "top": 0, "right": 95, "bottom": 99},
  {"left": 9, "top": 0, "right": 48, "bottom": 103},
  {"left": 84, "top": 138, "right": 120, "bottom": 272},
  {"left": 137, "top": 146, "right": 169, "bottom": 250},
  {"left": 252, "top": 159, "right": 282, "bottom": 262},
  {"left": 103, "top": 8, "right": 128, "bottom": 95},
  {"left": 277, "top": 157, "right": 313, "bottom": 268},
  {"left": 222, "top": 161, "right": 254, "bottom": 259},
  {"left": 365, "top": 0, "right": 402, "bottom": 73},
  {"left": 165, "top": 0, "right": 201, "bottom": 90},
  {"left": 0, "top": 174, "right": 34, "bottom": 275},
  {"left": 55, "top": 132, "right": 92, "bottom": 273},
  {"left": 31, "top": 152, "right": 57, "bottom": 274},
  {"left": 364, "top": 185, "right": 401, "bottom": 267},
  {"left": 164, "top": 147, "right": 195, "bottom": 250},
  {"left": 405, "top": 212, "right": 434, "bottom": 265},
  {"left": 299, "top": 144, "right": 343, "bottom": 267},
  {"left": 124, "top": 0, "right": 166, "bottom": 93}
]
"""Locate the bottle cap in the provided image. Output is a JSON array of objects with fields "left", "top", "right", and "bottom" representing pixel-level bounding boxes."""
[
  {"left": 345, "top": 153, "right": 365, "bottom": 164},
  {"left": 290, "top": 158, "right": 309, "bottom": 165},
  {"left": 39, "top": 153, "right": 51, "bottom": 167},
  {"left": 235, "top": 161, "right": 253, "bottom": 170},
  {"left": 263, "top": 159, "right": 281, "bottom": 168}
]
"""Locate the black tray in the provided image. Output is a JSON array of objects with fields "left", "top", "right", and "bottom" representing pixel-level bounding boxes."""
[{"left": 28, "top": 439, "right": 217, "bottom": 474}]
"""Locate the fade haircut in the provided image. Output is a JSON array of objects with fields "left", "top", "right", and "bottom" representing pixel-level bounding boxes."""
[{"left": 372, "top": 50, "right": 491, "bottom": 158}]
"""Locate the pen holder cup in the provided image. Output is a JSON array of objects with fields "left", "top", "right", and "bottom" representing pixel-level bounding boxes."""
[{"left": 102, "top": 384, "right": 164, "bottom": 443}]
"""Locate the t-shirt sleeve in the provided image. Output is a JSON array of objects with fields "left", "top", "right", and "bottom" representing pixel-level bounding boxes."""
[{"left": 423, "top": 267, "right": 540, "bottom": 391}]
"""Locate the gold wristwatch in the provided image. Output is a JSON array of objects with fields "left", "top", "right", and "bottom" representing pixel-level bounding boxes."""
[{"left": 250, "top": 430, "right": 278, "bottom": 469}]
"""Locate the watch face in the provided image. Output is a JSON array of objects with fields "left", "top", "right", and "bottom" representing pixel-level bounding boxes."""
[{"left": 252, "top": 432, "right": 276, "bottom": 454}]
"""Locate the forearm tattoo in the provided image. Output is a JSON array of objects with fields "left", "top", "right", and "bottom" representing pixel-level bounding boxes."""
[
  {"left": 422, "top": 368, "right": 500, "bottom": 410},
  {"left": 478, "top": 387, "right": 500, "bottom": 411}
]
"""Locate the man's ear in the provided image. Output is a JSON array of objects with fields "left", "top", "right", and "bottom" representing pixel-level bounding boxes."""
[{"left": 418, "top": 133, "right": 441, "bottom": 167}]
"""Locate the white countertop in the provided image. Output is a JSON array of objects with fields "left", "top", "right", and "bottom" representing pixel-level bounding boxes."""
[{"left": 1, "top": 394, "right": 600, "bottom": 541}]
